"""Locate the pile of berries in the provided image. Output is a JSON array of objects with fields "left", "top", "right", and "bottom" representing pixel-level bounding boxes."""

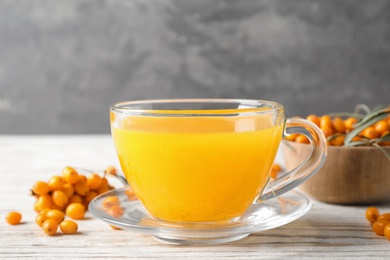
[
  {"left": 287, "top": 112, "right": 390, "bottom": 146},
  {"left": 5, "top": 166, "right": 119, "bottom": 236},
  {"left": 366, "top": 207, "right": 390, "bottom": 240}
]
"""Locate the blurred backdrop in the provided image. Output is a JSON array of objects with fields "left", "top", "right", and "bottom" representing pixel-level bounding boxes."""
[{"left": 0, "top": 0, "right": 389, "bottom": 134}]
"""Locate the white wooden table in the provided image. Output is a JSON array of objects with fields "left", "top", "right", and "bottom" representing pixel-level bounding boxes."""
[{"left": 1, "top": 135, "right": 389, "bottom": 259}]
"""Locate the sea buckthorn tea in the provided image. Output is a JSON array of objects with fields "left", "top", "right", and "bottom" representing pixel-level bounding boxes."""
[{"left": 110, "top": 99, "right": 327, "bottom": 223}]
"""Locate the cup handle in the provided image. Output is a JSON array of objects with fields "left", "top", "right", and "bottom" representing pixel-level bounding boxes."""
[{"left": 258, "top": 118, "right": 327, "bottom": 201}]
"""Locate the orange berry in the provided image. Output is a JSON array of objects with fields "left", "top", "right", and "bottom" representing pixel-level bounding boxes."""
[
  {"left": 306, "top": 114, "right": 320, "bottom": 127},
  {"left": 87, "top": 173, "right": 103, "bottom": 190},
  {"left": 62, "top": 166, "right": 79, "bottom": 184},
  {"left": 330, "top": 135, "right": 345, "bottom": 146},
  {"left": 52, "top": 190, "right": 69, "bottom": 209},
  {"left": 35, "top": 213, "right": 48, "bottom": 227},
  {"left": 36, "top": 194, "right": 53, "bottom": 212},
  {"left": 102, "top": 196, "right": 121, "bottom": 209},
  {"left": 285, "top": 133, "right": 299, "bottom": 142},
  {"left": 332, "top": 117, "right": 346, "bottom": 133},
  {"left": 47, "top": 176, "right": 66, "bottom": 192},
  {"left": 46, "top": 209, "right": 65, "bottom": 224},
  {"left": 78, "top": 175, "right": 87, "bottom": 184},
  {"left": 344, "top": 117, "right": 357, "bottom": 131},
  {"left": 110, "top": 225, "right": 122, "bottom": 230},
  {"left": 321, "top": 126, "right": 334, "bottom": 138},
  {"left": 295, "top": 134, "right": 310, "bottom": 144},
  {"left": 361, "top": 126, "right": 379, "bottom": 139},
  {"left": 32, "top": 181, "right": 49, "bottom": 196},
  {"left": 104, "top": 166, "right": 117, "bottom": 176},
  {"left": 320, "top": 115, "right": 333, "bottom": 129},
  {"left": 385, "top": 224, "right": 390, "bottom": 240},
  {"left": 374, "top": 120, "right": 389, "bottom": 135},
  {"left": 107, "top": 205, "right": 124, "bottom": 218},
  {"left": 378, "top": 213, "right": 390, "bottom": 222},
  {"left": 270, "top": 164, "right": 282, "bottom": 179},
  {"left": 62, "top": 183, "right": 75, "bottom": 198},
  {"left": 366, "top": 207, "right": 380, "bottom": 224},
  {"left": 66, "top": 203, "right": 85, "bottom": 220},
  {"left": 372, "top": 219, "right": 390, "bottom": 236},
  {"left": 85, "top": 191, "right": 98, "bottom": 205},
  {"left": 6, "top": 212, "right": 22, "bottom": 225},
  {"left": 42, "top": 219, "right": 58, "bottom": 236},
  {"left": 97, "top": 178, "right": 110, "bottom": 195},
  {"left": 60, "top": 220, "right": 78, "bottom": 234},
  {"left": 74, "top": 180, "right": 89, "bottom": 197},
  {"left": 69, "top": 194, "right": 83, "bottom": 204},
  {"left": 125, "top": 189, "right": 137, "bottom": 201}
]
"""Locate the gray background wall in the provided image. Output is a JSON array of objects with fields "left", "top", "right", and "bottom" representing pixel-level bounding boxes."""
[{"left": 0, "top": 0, "right": 389, "bottom": 134}]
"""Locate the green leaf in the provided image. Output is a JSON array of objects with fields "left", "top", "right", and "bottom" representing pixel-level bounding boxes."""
[
  {"left": 355, "top": 107, "right": 390, "bottom": 125},
  {"left": 354, "top": 104, "right": 371, "bottom": 115},
  {"left": 344, "top": 109, "right": 390, "bottom": 145}
]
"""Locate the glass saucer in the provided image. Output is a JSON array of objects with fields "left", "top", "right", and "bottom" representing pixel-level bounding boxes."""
[{"left": 89, "top": 187, "right": 311, "bottom": 245}]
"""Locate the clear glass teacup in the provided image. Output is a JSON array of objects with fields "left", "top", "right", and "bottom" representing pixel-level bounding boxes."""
[{"left": 110, "top": 99, "right": 327, "bottom": 223}]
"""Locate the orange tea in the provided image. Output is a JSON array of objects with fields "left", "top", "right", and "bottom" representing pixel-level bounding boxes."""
[{"left": 112, "top": 113, "right": 283, "bottom": 222}]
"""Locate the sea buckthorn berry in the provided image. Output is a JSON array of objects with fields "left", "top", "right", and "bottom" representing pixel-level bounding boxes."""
[
  {"left": 306, "top": 114, "right": 321, "bottom": 127},
  {"left": 344, "top": 117, "right": 357, "bottom": 131},
  {"left": 62, "top": 166, "right": 79, "bottom": 184},
  {"left": 381, "top": 131, "right": 390, "bottom": 138},
  {"left": 42, "top": 219, "right": 58, "bottom": 236},
  {"left": 6, "top": 212, "right": 22, "bottom": 225},
  {"left": 374, "top": 120, "right": 389, "bottom": 135},
  {"left": 330, "top": 135, "right": 345, "bottom": 146},
  {"left": 62, "top": 183, "right": 74, "bottom": 198},
  {"left": 333, "top": 117, "right": 346, "bottom": 133},
  {"left": 285, "top": 133, "right": 299, "bottom": 142},
  {"left": 36, "top": 194, "right": 53, "bottom": 212},
  {"left": 270, "top": 164, "right": 282, "bottom": 179},
  {"left": 46, "top": 209, "right": 65, "bottom": 224},
  {"left": 366, "top": 207, "right": 380, "bottom": 224},
  {"left": 35, "top": 213, "right": 48, "bottom": 227},
  {"left": 385, "top": 224, "right": 390, "bottom": 240},
  {"left": 32, "top": 181, "right": 49, "bottom": 196},
  {"left": 320, "top": 115, "right": 333, "bottom": 129},
  {"left": 34, "top": 201, "right": 40, "bottom": 213},
  {"left": 107, "top": 205, "right": 124, "bottom": 218},
  {"left": 110, "top": 225, "right": 122, "bottom": 230},
  {"left": 40, "top": 208, "right": 50, "bottom": 216},
  {"left": 74, "top": 180, "right": 90, "bottom": 196},
  {"left": 87, "top": 173, "right": 103, "bottom": 190},
  {"left": 60, "top": 220, "right": 78, "bottom": 234},
  {"left": 105, "top": 166, "right": 117, "bottom": 176},
  {"left": 295, "top": 134, "right": 310, "bottom": 144},
  {"left": 372, "top": 219, "right": 390, "bottom": 236},
  {"left": 361, "top": 126, "right": 379, "bottom": 139},
  {"left": 97, "top": 178, "right": 110, "bottom": 195},
  {"left": 69, "top": 194, "right": 83, "bottom": 204},
  {"left": 66, "top": 203, "right": 85, "bottom": 220},
  {"left": 378, "top": 213, "right": 390, "bottom": 222},
  {"left": 85, "top": 191, "right": 98, "bottom": 205},
  {"left": 52, "top": 190, "right": 69, "bottom": 209},
  {"left": 102, "top": 196, "right": 121, "bottom": 209},
  {"left": 125, "top": 189, "right": 137, "bottom": 201},
  {"left": 48, "top": 176, "right": 66, "bottom": 192},
  {"left": 78, "top": 175, "right": 87, "bottom": 184},
  {"left": 321, "top": 126, "right": 334, "bottom": 138}
]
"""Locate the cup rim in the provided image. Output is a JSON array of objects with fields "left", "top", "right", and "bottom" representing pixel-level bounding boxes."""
[{"left": 110, "top": 99, "right": 284, "bottom": 116}]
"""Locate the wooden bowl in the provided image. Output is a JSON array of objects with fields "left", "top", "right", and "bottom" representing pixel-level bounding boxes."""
[{"left": 282, "top": 141, "right": 390, "bottom": 205}]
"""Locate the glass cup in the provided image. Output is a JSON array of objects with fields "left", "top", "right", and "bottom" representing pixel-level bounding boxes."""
[{"left": 110, "top": 99, "right": 327, "bottom": 223}]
